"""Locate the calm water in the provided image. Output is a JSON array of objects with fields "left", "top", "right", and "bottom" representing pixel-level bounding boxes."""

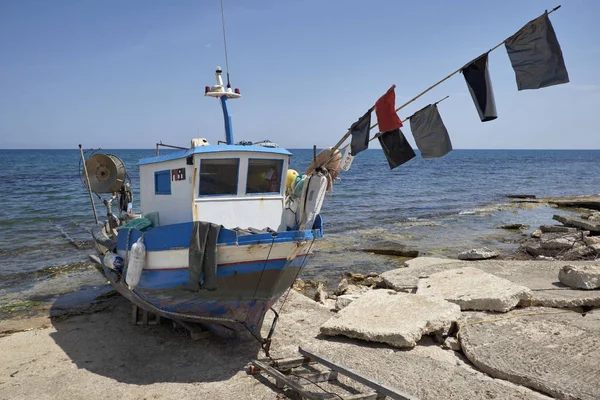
[{"left": 1, "top": 149, "right": 599, "bottom": 316}]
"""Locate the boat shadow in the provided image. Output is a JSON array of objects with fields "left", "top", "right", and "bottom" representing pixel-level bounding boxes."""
[{"left": 49, "top": 292, "right": 262, "bottom": 385}]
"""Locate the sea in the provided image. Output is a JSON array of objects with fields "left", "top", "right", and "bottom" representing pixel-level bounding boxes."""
[{"left": 1, "top": 148, "right": 599, "bottom": 318}]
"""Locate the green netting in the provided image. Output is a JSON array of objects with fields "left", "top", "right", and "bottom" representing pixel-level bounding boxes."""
[{"left": 119, "top": 217, "right": 153, "bottom": 232}]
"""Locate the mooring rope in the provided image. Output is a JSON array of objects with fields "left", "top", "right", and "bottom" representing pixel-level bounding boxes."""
[{"left": 246, "top": 234, "right": 277, "bottom": 324}]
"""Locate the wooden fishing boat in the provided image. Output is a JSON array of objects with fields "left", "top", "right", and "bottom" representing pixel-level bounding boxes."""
[{"left": 81, "top": 66, "right": 336, "bottom": 345}]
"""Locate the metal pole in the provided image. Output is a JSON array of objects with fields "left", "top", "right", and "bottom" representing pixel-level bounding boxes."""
[
  {"left": 79, "top": 144, "right": 98, "bottom": 224},
  {"left": 220, "top": 96, "right": 234, "bottom": 145}
]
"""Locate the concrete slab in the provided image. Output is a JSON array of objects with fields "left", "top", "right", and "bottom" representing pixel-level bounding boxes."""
[
  {"left": 559, "top": 264, "right": 600, "bottom": 289},
  {"left": 320, "top": 290, "right": 461, "bottom": 348},
  {"left": 335, "top": 294, "right": 362, "bottom": 310},
  {"left": 459, "top": 308, "right": 600, "bottom": 400},
  {"left": 308, "top": 336, "right": 552, "bottom": 400},
  {"left": 381, "top": 257, "right": 460, "bottom": 291},
  {"left": 381, "top": 258, "right": 600, "bottom": 308},
  {"left": 416, "top": 267, "right": 532, "bottom": 312}
]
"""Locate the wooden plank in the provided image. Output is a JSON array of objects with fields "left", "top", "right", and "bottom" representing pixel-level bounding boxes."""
[
  {"left": 131, "top": 305, "right": 138, "bottom": 325},
  {"left": 288, "top": 370, "right": 338, "bottom": 386},
  {"left": 255, "top": 356, "right": 314, "bottom": 371},
  {"left": 298, "top": 347, "right": 419, "bottom": 400},
  {"left": 251, "top": 360, "right": 321, "bottom": 400},
  {"left": 274, "top": 356, "right": 314, "bottom": 370},
  {"left": 342, "top": 393, "right": 379, "bottom": 400},
  {"left": 175, "top": 320, "right": 212, "bottom": 341}
]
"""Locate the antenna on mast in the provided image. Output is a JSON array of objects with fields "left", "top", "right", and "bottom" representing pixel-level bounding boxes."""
[
  {"left": 220, "top": 0, "right": 231, "bottom": 88},
  {"left": 205, "top": 0, "right": 240, "bottom": 145}
]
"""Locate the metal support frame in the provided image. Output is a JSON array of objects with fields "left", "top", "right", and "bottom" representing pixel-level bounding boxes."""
[{"left": 248, "top": 347, "right": 419, "bottom": 400}]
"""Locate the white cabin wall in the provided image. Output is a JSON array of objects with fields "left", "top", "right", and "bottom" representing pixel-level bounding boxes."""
[
  {"left": 192, "top": 152, "right": 289, "bottom": 230},
  {"left": 194, "top": 197, "right": 284, "bottom": 230},
  {"left": 140, "top": 160, "right": 193, "bottom": 225},
  {"left": 139, "top": 151, "right": 290, "bottom": 229}
]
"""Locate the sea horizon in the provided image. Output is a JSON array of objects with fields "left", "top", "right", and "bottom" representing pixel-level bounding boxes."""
[{"left": 2, "top": 148, "right": 600, "bottom": 151}]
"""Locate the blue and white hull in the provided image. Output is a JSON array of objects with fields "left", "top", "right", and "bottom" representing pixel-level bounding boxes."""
[{"left": 98, "top": 216, "right": 323, "bottom": 338}]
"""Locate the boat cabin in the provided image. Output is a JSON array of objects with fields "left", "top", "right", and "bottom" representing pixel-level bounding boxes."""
[{"left": 138, "top": 141, "right": 291, "bottom": 230}]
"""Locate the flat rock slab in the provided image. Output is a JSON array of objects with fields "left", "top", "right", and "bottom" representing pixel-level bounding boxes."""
[
  {"left": 382, "top": 258, "right": 600, "bottom": 308},
  {"left": 540, "top": 225, "right": 580, "bottom": 233},
  {"left": 458, "top": 247, "right": 499, "bottom": 260},
  {"left": 416, "top": 267, "right": 532, "bottom": 312},
  {"left": 496, "top": 223, "right": 530, "bottom": 230},
  {"left": 459, "top": 308, "right": 600, "bottom": 400},
  {"left": 361, "top": 241, "right": 419, "bottom": 257},
  {"left": 559, "top": 264, "right": 600, "bottom": 289},
  {"left": 553, "top": 214, "right": 600, "bottom": 232},
  {"left": 544, "top": 195, "right": 600, "bottom": 211},
  {"left": 320, "top": 290, "right": 461, "bottom": 348}
]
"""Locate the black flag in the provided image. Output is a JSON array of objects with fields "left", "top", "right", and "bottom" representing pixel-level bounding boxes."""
[
  {"left": 462, "top": 53, "right": 498, "bottom": 122},
  {"left": 409, "top": 104, "right": 452, "bottom": 158},
  {"left": 378, "top": 128, "right": 415, "bottom": 169},
  {"left": 349, "top": 110, "right": 372, "bottom": 156},
  {"left": 505, "top": 12, "right": 569, "bottom": 90}
]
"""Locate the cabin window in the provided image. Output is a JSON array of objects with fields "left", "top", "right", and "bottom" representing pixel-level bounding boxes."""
[
  {"left": 199, "top": 159, "right": 239, "bottom": 196},
  {"left": 246, "top": 159, "right": 283, "bottom": 194},
  {"left": 154, "top": 170, "right": 171, "bottom": 195}
]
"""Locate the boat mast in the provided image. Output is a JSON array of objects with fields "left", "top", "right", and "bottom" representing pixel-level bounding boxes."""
[{"left": 205, "top": 67, "right": 241, "bottom": 145}]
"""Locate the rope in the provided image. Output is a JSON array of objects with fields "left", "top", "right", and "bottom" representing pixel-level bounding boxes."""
[
  {"left": 338, "top": 95, "right": 450, "bottom": 152},
  {"left": 330, "top": 5, "right": 562, "bottom": 154},
  {"left": 276, "top": 237, "right": 317, "bottom": 316},
  {"left": 220, "top": 0, "right": 231, "bottom": 88},
  {"left": 246, "top": 234, "right": 277, "bottom": 323}
]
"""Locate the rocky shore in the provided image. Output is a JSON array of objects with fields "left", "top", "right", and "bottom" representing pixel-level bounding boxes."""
[{"left": 1, "top": 195, "right": 599, "bottom": 399}]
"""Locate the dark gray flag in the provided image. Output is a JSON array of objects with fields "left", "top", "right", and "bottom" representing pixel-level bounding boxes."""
[
  {"left": 378, "top": 128, "right": 415, "bottom": 169},
  {"left": 409, "top": 104, "right": 453, "bottom": 158},
  {"left": 350, "top": 110, "right": 372, "bottom": 156},
  {"left": 505, "top": 12, "right": 569, "bottom": 90},
  {"left": 462, "top": 53, "right": 498, "bottom": 122}
]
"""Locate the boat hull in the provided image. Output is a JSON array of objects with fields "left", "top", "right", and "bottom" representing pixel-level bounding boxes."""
[{"left": 94, "top": 218, "right": 322, "bottom": 339}]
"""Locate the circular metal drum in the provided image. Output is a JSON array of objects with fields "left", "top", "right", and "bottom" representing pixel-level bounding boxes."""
[{"left": 84, "top": 154, "right": 126, "bottom": 193}]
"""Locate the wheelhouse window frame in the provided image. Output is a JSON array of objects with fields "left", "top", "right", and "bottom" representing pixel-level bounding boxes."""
[
  {"left": 198, "top": 158, "right": 240, "bottom": 197},
  {"left": 154, "top": 170, "right": 171, "bottom": 195},
  {"left": 245, "top": 158, "right": 284, "bottom": 195}
]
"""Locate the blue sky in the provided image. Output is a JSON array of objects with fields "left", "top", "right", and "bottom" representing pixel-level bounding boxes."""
[{"left": 1, "top": 0, "right": 598, "bottom": 149}]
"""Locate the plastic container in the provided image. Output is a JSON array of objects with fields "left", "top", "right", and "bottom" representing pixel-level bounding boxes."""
[
  {"left": 286, "top": 169, "right": 299, "bottom": 189},
  {"left": 126, "top": 237, "right": 146, "bottom": 290},
  {"left": 104, "top": 252, "right": 124, "bottom": 272}
]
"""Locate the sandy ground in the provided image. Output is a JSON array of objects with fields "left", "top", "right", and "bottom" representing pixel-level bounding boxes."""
[{"left": 0, "top": 286, "right": 557, "bottom": 400}]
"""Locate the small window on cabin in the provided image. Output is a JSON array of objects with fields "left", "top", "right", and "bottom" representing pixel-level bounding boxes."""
[
  {"left": 154, "top": 170, "right": 171, "bottom": 195},
  {"left": 199, "top": 159, "right": 239, "bottom": 196},
  {"left": 246, "top": 159, "right": 283, "bottom": 194}
]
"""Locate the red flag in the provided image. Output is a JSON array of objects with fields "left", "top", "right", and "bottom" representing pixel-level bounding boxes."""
[{"left": 375, "top": 87, "right": 402, "bottom": 132}]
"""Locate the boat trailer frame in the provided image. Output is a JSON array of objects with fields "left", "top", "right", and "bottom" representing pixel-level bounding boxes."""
[{"left": 248, "top": 347, "right": 419, "bottom": 400}]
